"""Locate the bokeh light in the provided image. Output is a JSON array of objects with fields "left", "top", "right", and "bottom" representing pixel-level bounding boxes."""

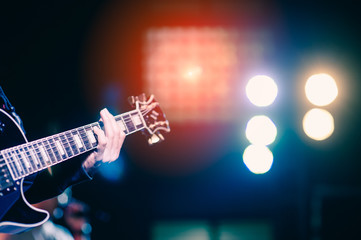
[
  {"left": 182, "top": 65, "right": 203, "bottom": 82},
  {"left": 98, "top": 156, "right": 125, "bottom": 182},
  {"left": 246, "top": 75, "right": 278, "bottom": 107},
  {"left": 245, "top": 115, "right": 277, "bottom": 146},
  {"left": 303, "top": 108, "right": 335, "bottom": 141},
  {"left": 243, "top": 145, "right": 273, "bottom": 174},
  {"left": 305, "top": 73, "right": 338, "bottom": 106},
  {"left": 144, "top": 27, "right": 272, "bottom": 122}
]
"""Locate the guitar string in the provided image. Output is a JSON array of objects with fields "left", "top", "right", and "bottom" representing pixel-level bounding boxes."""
[
  {"left": 0, "top": 116, "right": 141, "bottom": 169},
  {"left": 0, "top": 110, "right": 151, "bottom": 175},
  {"left": 1, "top": 109, "right": 147, "bottom": 164},
  {"left": 0, "top": 107, "right": 153, "bottom": 172}
]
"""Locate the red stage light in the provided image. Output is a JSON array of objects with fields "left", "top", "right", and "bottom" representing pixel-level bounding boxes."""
[{"left": 143, "top": 27, "right": 272, "bottom": 123}]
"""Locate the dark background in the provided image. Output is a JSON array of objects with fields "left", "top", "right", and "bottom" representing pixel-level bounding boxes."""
[{"left": 1, "top": 0, "right": 361, "bottom": 239}]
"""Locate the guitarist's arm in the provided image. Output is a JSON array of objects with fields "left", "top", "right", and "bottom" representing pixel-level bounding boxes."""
[{"left": 24, "top": 108, "right": 126, "bottom": 204}]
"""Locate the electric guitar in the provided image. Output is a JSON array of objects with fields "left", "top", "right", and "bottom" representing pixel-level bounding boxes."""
[{"left": 0, "top": 94, "right": 170, "bottom": 234}]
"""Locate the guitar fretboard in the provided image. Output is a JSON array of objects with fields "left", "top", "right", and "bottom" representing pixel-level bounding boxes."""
[{"left": 0, "top": 109, "right": 144, "bottom": 181}]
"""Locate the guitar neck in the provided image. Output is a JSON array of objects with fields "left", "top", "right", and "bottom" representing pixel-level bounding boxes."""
[{"left": 0, "top": 109, "right": 145, "bottom": 181}]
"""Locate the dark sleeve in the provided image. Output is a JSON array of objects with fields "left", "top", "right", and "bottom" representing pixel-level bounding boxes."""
[{"left": 24, "top": 153, "right": 93, "bottom": 204}]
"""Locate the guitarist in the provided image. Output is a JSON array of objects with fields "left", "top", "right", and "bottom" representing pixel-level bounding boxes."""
[{"left": 0, "top": 86, "right": 126, "bottom": 230}]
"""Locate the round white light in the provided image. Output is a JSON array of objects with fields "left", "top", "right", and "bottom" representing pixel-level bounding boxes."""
[
  {"left": 246, "top": 75, "right": 278, "bottom": 107},
  {"left": 245, "top": 115, "right": 277, "bottom": 146},
  {"left": 243, "top": 145, "right": 273, "bottom": 174},
  {"left": 303, "top": 108, "right": 334, "bottom": 141},
  {"left": 305, "top": 73, "right": 338, "bottom": 106}
]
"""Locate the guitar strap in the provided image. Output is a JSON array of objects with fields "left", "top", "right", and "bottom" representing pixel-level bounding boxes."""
[{"left": 0, "top": 86, "right": 25, "bottom": 133}]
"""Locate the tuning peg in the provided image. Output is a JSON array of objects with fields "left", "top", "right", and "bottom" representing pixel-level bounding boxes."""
[
  {"left": 157, "top": 132, "right": 164, "bottom": 141},
  {"left": 148, "top": 134, "right": 158, "bottom": 145},
  {"left": 128, "top": 96, "right": 136, "bottom": 107},
  {"left": 147, "top": 132, "right": 164, "bottom": 145},
  {"left": 138, "top": 93, "right": 147, "bottom": 102}
]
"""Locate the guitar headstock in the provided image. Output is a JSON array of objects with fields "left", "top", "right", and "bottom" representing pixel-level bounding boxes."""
[{"left": 128, "top": 94, "right": 170, "bottom": 145}]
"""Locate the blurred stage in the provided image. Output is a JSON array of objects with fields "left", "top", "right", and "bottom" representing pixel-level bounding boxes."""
[{"left": 1, "top": 0, "right": 361, "bottom": 239}]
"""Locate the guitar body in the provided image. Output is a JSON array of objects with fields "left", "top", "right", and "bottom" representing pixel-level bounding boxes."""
[{"left": 0, "top": 109, "right": 49, "bottom": 234}]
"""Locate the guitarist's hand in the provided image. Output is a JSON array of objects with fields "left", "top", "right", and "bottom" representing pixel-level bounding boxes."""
[{"left": 82, "top": 108, "right": 126, "bottom": 174}]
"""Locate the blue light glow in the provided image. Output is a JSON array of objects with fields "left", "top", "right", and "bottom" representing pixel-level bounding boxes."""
[{"left": 98, "top": 155, "right": 125, "bottom": 182}]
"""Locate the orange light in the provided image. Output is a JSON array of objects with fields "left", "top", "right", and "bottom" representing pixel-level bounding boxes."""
[{"left": 144, "top": 27, "right": 272, "bottom": 122}]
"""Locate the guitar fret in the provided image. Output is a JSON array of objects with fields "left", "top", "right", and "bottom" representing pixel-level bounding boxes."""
[
  {"left": 0, "top": 105, "right": 153, "bottom": 181},
  {"left": 31, "top": 144, "right": 46, "bottom": 168},
  {"left": 20, "top": 147, "right": 32, "bottom": 171},
  {"left": 5, "top": 151, "right": 20, "bottom": 179},
  {"left": 124, "top": 114, "right": 136, "bottom": 133},
  {"left": 78, "top": 127, "right": 92, "bottom": 150},
  {"left": 117, "top": 116, "right": 128, "bottom": 134},
  {"left": 12, "top": 150, "right": 26, "bottom": 176},
  {"left": 131, "top": 112, "right": 144, "bottom": 129},
  {"left": 72, "top": 130, "right": 85, "bottom": 151},
  {"left": 85, "top": 126, "right": 97, "bottom": 148},
  {"left": 53, "top": 136, "right": 67, "bottom": 159},
  {"left": 16, "top": 148, "right": 31, "bottom": 174},
  {"left": 43, "top": 140, "right": 57, "bottom": 164},
  {"left": 48, "top": 138, "right": 62, "bottom": 162},
  {"left": 66, "top": 132, "right": 79, "bottom": 155},
  {"left": 60, "top": 133, "right": 73, "bottom": 158},
  {"left": 37, "top": 143, "right": 50, "bottom": 165},
  {"left": 24, "top": 145, "right": 40, "bottom": 170}
]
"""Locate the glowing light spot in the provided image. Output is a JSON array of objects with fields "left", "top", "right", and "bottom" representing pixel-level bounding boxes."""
[
  {"left": 245, "top": 115, "right": 277, "bottom": 146},
  {"left": 183, "top": 66, "right": 203, "bottom": 81},
  {"left": 303, "top": 108, "right": 334, "bottom": 141},
  {"left": 305, "top": 73, "right": 338, "bottom": 106},
  {"left": 246, "top": 75, "right": 278, "bottom": 107},
  {"left": 243, "top": 145, "right": 273, "bottom": 174},
  {"left": 57, "top": 192, "right": 69, "bottom": 205},
  {"left": 143, "top": 27, "right": 272, "bottom": 123},
  {"left": 99, "top": 156, "right": 124, "bottom": 182}
]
